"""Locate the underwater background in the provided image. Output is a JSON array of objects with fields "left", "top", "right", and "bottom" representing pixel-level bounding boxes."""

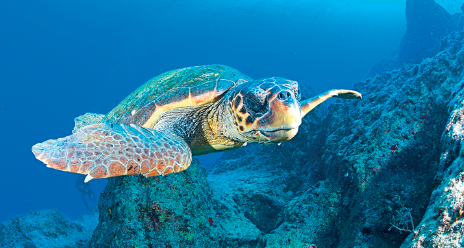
[{"left": 2, "top": 0, "right": 464, "bottom": 247}]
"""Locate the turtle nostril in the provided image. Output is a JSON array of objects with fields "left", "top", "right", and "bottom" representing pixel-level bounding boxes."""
[{"left": 277, "top": 91, "right": 292, "bottom": 101}]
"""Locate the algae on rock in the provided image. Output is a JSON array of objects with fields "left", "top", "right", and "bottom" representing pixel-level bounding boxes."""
[{"left": 89, "top": 159, "right": 223, "bottom": 247}]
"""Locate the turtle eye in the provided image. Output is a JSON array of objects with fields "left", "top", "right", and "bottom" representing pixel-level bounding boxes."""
[{"left": 244, "top": 97, "right": 267, "bottom": 116}]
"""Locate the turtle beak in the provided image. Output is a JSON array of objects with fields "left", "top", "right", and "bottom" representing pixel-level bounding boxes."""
[{"left": 258, "top": 128, "right": 299, "bottom": 142}]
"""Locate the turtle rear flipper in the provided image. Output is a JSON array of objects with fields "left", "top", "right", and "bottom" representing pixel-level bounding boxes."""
[
  {"left": 32, "top": 123, "right": 192, "bottom": 182},
  {"left": 300, "top": 89, "right": 362, "bottom": 117}
]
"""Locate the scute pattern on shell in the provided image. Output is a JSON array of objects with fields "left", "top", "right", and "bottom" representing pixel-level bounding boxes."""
[
  {"left": 103, "top": 64, "right": 252, "bottom": 127},
  {"left": 32, "top": 123, "right": 192, "bottom": 178}
]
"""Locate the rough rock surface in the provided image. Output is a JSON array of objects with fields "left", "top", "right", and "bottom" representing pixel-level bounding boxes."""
[
  {"left": 0, "top": 208, "right": 98, "bottom": 248},
  {"left": 208, "top": 30, "right": 464, "bottom": 247},
  {"left": 324, "top": 31, "right": 464, "bottom": 248},
  {"left": 369, "top": 0, "right": 457, "bottom": 77},
  {"left": 88, "top": 159, "right": 229, "bottom": 247},
  {"left": 6, "top": 31, "right": 464, "bottom": 248},
  {"left": 400, "top": 59, "right": 464, "bottom": 248}
]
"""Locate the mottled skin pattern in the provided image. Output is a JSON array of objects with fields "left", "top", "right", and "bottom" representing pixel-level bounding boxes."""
[{"left": 32, "top": 65, "right": 362, "bottom": 182}]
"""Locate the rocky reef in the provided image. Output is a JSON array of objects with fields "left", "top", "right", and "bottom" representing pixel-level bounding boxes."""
[
  {"left": 369, "top": 0, "right": 458, "bottom": 77},
  {"left": 0, "top": 208, "right": 98, "bottom": 248},
  {"left": 322, "top": 30, "right": 464, "bottom": 247},
  {"left": 400, "top": 48, "right": 464, "bottom": 248},
  {"left": 88, "top": 158, "right": 228, "bottom": 247},
  {"left": 399, "top": 0, "right": 457, "bottom": 64},
  {"left": 210, "top": 31, "right": 464, "bottom": 247},
  {"left": 5, "top": 13, "right": 464, "bottom": 248},
  {"left": 147, "top": 31, "right": 461, "bottom": 248}
]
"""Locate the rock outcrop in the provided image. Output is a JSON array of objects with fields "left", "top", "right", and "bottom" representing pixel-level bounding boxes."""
[
  {"left": 324, "top": 31, "right": 464, "bottom": 247},
  {"left": 0, "top": 208, "right": 98, "bottom": 248},
  {"left": 399, "top": 0, "right": 457, "bottom": 64},
  {"left": 208, "top": 31, "right": 464, "bottom": 247},
  {"left": 400, "top": 51, "right": 464, "bottom": 248},
  {"left": 88, "top": 159, "right": 230, "bottom": 247},
  {"left": 369, "top": 0, "right": 457, "bottom": 77}
]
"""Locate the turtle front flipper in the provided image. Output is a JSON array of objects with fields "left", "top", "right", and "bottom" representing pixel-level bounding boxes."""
[
  {"left": 32, "top": 123, "right": 192, "bottom": 182},
  {"left": 300, "top": 89, "right": 362, "bottom": 118}
]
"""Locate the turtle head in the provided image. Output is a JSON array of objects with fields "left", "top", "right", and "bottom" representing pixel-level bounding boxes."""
[{"left": 229, "top": 77, "right": 301, "bottom": 145}]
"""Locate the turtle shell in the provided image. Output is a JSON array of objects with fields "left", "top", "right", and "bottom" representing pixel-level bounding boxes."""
[{"left": 104, "top": 64, "right": 252, "bottom": 128}]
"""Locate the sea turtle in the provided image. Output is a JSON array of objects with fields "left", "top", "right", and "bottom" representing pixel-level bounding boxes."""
[{"left": 32, "top": 65, "right": 361, "bottom": 183}]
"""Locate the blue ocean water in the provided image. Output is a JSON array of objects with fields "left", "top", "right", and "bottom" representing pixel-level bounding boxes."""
[{"left": 0, "top": 0, "right": 461, "bottom": 224}]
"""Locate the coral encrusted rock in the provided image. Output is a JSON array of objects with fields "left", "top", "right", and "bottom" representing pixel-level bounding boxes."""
[
  {"left": 88, "top": 159, "right": 223, "bottom": 247},
  {"left": 0, "top": 208, "right": 98, "bottom": 248},
  {"left": 399, "top": 0, "right": 457, "bottom": 64}
]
